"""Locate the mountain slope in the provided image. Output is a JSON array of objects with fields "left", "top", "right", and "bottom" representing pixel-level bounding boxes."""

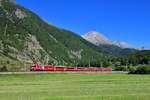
[
  {"left": 82, "top": 31, "right": 112, "bottom": 45},
  {"left": 128, "top": 50, "right": 150, "bottom": 65},
  {"left": 82, "top": 31, "right": 137, "bottom": 56},
  {"left": 0, "top": 0, "right": 110, "bottom": 71},
  {"left": 82, "top": 31, "right": 133, "bottom": 49},
  {"left": 113, "top": 41, "right": 133, "bottom": 49}
]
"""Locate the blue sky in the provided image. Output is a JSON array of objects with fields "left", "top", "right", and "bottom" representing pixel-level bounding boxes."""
[{"left": 16, "top": 0, "right": 150, "bottom": 49}]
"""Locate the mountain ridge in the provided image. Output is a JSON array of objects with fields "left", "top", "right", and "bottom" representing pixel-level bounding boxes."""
[
  {"left": 82, "top": 31, "right": 133, "bottom": 49},
  {"left": 82, "top": 31, "right": 112, "bottom": 45}
]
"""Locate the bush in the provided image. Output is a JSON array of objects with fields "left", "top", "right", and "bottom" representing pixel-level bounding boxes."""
[
  {"left": 114, "top": 66, "right": 127, "bottom": 71},
  {"left": 129, "top": 65, "right": 150, "bottom": 74},
  {"left": 128, "top": 66, "right": 136, "bottom": 73},
  {"left": 0, "top": 66, "right": 8, "bottom": 72}
]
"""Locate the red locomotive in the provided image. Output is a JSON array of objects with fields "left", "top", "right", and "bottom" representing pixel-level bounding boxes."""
[{"left": 30, "top": 64, "right": 112, "bottom": 72}]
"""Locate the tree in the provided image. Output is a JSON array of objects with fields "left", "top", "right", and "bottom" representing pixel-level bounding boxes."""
[{"left": 0, "top": 66, "right": 8, "bottom": 72}]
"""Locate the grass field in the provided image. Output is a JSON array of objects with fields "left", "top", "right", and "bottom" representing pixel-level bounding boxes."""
[{"left": 0, "top": 72, "right": 150, "bottom": 100}]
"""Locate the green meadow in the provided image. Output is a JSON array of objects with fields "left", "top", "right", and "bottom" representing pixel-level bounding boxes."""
[{"left": 0, "top": 72, "right": 150, "bottom": 100}]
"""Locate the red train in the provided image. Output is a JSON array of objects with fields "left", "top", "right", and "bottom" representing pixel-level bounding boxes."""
[{"left": 30, "top": 64, "right": 112, "bottom": 72}]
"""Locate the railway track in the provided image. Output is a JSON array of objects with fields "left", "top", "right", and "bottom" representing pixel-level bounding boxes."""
[{"left": 0, "top": 71, "right": 128, "bottom": 75}]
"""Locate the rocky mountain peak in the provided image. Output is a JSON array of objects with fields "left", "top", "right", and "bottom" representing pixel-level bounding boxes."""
[
  {"left": 82, "top": 31, "right": 134, "bottom": 49},
  {"left": 82, "top": 31, "right": 112, "bottom": 45}
]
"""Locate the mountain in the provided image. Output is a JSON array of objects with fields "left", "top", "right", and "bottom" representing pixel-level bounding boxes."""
[
  {"left": 82, "top": 31, "right": 133, "bottom": 49},
  {"left": 82, "top": 31, "right": 136, "bottom": 56},
  {"left": 0, "top": 0, "right": 113, "bottom": 71},
  {"left": 113, "top": 41, "right": 133, "bottom": 49},
  {"left": 82, "top": 31, "right": 112, "bottom": 45}
]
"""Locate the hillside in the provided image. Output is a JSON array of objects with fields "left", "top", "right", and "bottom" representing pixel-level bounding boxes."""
[
  {"left": 0, "top": 0, "right": 112, "bottom": 71},
  {"left": 82, "top": 31, "right": 133, "bottom": 49},
  {"left": 128, "top": 50, "right": 150, "bottom": 65},
  {"left": 82, "top": 31, "right": 136, "bottom": 56}
]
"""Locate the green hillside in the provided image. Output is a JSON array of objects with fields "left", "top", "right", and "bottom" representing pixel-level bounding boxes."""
[
  {"left": 0, "top": 0, "right": 110, "bottom": 71},
  {"left": 128, "top": 50, "right": 150, "bottom": 65},
  {"left": 99, "top": 44, "right": 136, "bottom": 56},
  {"left": 0, "top": 0, "right": 141, "bottom": 71}
]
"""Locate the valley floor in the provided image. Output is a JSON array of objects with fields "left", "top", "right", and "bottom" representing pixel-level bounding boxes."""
[{"left": 0, "top": 72, "right": 150, "bottom": 100}]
